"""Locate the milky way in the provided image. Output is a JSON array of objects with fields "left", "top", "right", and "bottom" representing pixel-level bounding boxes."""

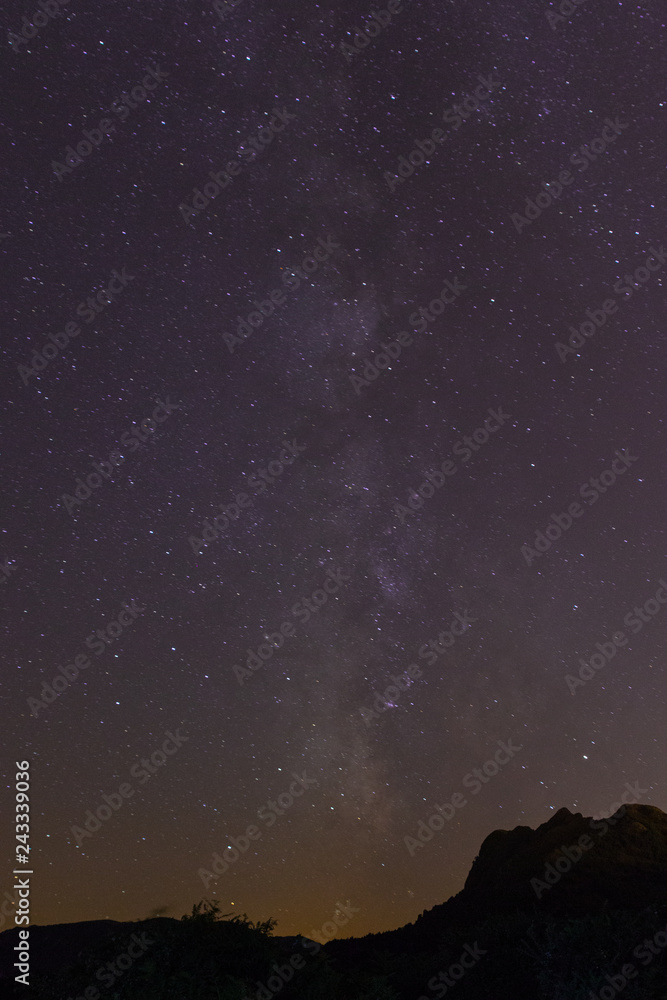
[{"left": 3, "top": 0, "right": 666, "bottom": 939}]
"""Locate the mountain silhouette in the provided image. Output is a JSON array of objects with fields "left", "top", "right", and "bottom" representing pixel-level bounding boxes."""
[
  {"left": 2, "top": 803, "right": 666, "bottom": 998},
  {"left": 460, "top": 802, "right": 667, "bottom": 914}
]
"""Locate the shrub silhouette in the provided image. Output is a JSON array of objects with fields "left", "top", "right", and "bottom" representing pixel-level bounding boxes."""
[{"left": 20, "top": 805, "right": 667, "bottom": 999}]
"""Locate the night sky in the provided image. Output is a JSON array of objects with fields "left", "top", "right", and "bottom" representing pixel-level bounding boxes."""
[{"left": 3, "top": 0, "right": 666, "bottom": 942}]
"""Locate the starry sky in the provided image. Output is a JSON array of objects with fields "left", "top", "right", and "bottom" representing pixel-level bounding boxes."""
[{"left": 2, "top": 0, "right": 666, "bottom": 941}]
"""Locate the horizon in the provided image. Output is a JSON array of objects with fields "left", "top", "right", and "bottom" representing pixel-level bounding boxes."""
[
  {"left": 3, "top": 798, "right": 663, "bottom": 942},
  {"left": 4, "top": 0, "right": 666, "bottom": 982}
]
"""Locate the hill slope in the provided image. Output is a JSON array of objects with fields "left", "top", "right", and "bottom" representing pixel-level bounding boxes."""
[{"left": 2, "top": 803, "right": 666, "bottom": 999}]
